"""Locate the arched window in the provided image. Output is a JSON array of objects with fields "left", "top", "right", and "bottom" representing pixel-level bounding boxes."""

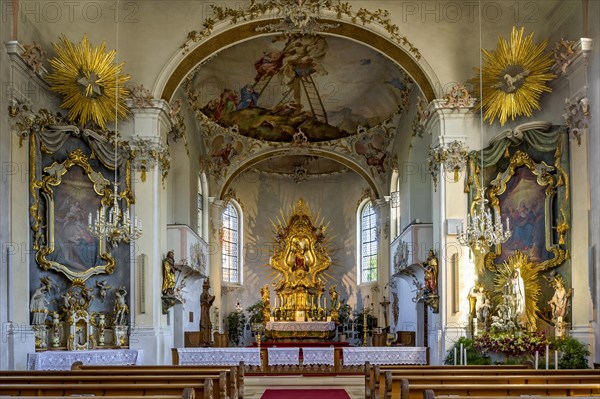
[
  {"left": 390, "top": 170, "right": 401, "bottom": 239},
  {"left": 358, "top": 200, "right": 378, "bottom": 284},
  {"left": 222, "top": 201, "right": 242, "bottom": 284},
  {"left": 197, "top": 176, "right": 204, "bottom": 237}
]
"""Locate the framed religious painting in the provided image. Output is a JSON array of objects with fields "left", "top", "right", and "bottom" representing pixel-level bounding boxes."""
[
  {"left": 484, "top": 150, "right": 569, "bottom": 271},
  {"left": 31, "top": 147, "right": 116, "bottom": 281}
]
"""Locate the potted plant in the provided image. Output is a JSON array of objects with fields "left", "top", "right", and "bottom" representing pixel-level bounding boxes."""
[
  {"left": 337, "top": 299, "right": 352, "bottom": 341},
  {"left": 552, "top": 336, "right": 590, "bottom": 369},
  {"left": 226, "top": 310, "right": 247, "bottom": 347}
]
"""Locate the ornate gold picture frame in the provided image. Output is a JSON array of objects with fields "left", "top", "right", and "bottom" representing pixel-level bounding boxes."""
[
  {"left": 31, "top": 146, "right": 116, "bottom": 281},
  {"left": 484, "top": 150, "right": 569, "bottom": 271}
]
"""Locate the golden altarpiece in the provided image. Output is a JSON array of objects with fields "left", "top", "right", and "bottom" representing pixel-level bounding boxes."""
[{"left": 264, "top": 199, "right": 339, "bottom": 340}]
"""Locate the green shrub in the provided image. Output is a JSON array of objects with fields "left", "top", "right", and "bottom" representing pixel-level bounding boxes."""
[
  {"left": 226, "top": 310, "right": 247, "bottom": 347},
  {"left": 552, "top": 337, "right": 590, "bottom": 369},
  {"left": 444, "top": 337, "right": 491, "bottom": 365}
]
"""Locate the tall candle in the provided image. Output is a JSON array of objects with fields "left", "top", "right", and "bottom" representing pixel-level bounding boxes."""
[
  {"left": 555, "top": 350, "right": 558, "bottom": 369},
  {"left": 463, "top": 348, "right": 467, "bottom": 365},
  {"left": 545, "top": 345, "right": 549, "bottom": 370},
  {"left": 460, "top": 343, "right": 464, "bottom": 365},
  {"left": 535, "top": 351, "right": 539, "bottom": 369},
  {"left": 453, "top": 347, "right": 457, "bottom": 365}
]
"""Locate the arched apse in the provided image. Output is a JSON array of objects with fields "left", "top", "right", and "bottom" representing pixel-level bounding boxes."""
[
  {"left": 156, "top": 19, "right": 440, "bottom": 103},
  {"left": 217, "top": 148, "right": 382, "bottom": 200}
]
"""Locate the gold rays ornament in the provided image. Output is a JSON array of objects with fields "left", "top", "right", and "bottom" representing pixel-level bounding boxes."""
[
  {"left": 47, "top": 35, "right": 130, "bottom": 130},
  {"left": 471, "top": 27, "right": 555, "bottom": 126},
  {"left": 493, "top": 251, "right": 541, "bottom": 332}
]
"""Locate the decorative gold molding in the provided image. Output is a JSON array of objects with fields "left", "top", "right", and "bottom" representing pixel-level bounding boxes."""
[
  {"left": 31, "top": 147, "right": 117, "bottom": 281},
  {"left": 485, "top": 150, "right": 569, "bottom": 271}
]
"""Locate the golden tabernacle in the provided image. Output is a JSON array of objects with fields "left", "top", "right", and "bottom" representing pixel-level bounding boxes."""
[{"left": 265, "top": 199, "right": 339, "bottom": 340}]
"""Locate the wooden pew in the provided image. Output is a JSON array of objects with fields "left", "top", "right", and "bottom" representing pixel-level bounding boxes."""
[
  {"left": 422, "top": 391, "right": 600, "bottom": 399},
  {"left": 398, "top": 378, "right": 600, "bottom": 399},
  {"left": 0, "top": 396, "right": 194, "bottom": 399},
  {"left": 73, "top": 362, "right": 244, "bottom": 399},
  {"left": 365, "top": 364, "right": 600, "bottom": 399},
  {"left": 0, "top": 381, "right": 212, "bottom": 397}
]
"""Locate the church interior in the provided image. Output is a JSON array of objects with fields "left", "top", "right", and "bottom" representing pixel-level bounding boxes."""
[{"left": 1, "top": 0, "right": 599, "bottom": 396}]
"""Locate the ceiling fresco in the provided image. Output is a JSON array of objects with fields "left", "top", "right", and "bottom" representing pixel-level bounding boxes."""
[{"left": 186, "top": 34, "right": 413, "bottom": 142}]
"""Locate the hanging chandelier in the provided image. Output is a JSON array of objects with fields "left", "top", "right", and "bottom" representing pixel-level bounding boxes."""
[
  {"left": 87, "top": 9, "right": 142, "bottom": 246},
  {"left": 88, "top": 180, "right": 142, "bottom": 245},
  {"left": 459, "top": 0, "right": 511, "bottom": 254},
  {"left": 458, "top": 187, "right": 511, "bottom": 252}
]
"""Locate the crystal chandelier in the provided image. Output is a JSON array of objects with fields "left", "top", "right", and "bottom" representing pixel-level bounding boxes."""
[
  {"left": 458, "top": 187, "right": 511, "bottom": 252},
  {"left": 458, "top": 1, "right": 511, "bottom": 254},
  {"left": 87, "top": 18, "right": 142, "bottom": 246},
  {"left": 88, "top": 180, "right": 142, "bottom": 245}
]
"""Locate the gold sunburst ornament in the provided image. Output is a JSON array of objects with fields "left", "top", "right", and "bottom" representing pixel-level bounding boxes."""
[
  {"left": 47, "top": 35, "right": 130, "bottom": 129},
  {"left": 493, "top": 251, "right": 541, "bottom": 332},
  {"left": 471, "top": 27, "right": 555, "bottom": 126}
]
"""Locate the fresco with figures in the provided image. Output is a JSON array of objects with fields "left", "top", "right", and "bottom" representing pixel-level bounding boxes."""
[{"left": 186, "top": 34, "right": 413, "bottom": 142}]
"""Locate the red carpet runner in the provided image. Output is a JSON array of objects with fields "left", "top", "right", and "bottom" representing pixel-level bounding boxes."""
[{"left": 261, "top": 389, "right": 351, "bottom": 399}]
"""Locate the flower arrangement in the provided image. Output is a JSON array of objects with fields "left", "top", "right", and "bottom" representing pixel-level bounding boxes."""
[{"left": 475, "top": 331, "right": 548, "bottom": 359}]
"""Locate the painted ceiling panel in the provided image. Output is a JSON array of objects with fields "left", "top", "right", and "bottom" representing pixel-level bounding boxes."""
[{"left": 186, "top": 34, "right": 413, "bottom": 142}]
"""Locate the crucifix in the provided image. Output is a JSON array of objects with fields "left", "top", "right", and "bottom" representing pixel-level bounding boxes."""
[{"left": 380, "top": 296, "right": 391, "bottom": 327}]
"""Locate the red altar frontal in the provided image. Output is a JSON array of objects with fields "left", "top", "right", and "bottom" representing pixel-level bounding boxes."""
[{"left": 264, "top": 321, "right": 337, "bottom": 341}]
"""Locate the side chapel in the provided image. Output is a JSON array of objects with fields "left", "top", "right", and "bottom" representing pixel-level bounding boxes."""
[{"left": 0, "top": 0, "right": 599, "bottom": 371}]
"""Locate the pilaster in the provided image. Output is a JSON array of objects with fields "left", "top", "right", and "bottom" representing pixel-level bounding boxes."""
[
  {"left": 125, "top": 101, "right": 173, "bottom": 364},
  {"left": 424, "top": 101, "right": 479, "bottom": 365}
]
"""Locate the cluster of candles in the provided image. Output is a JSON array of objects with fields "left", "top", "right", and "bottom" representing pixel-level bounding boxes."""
[{"left": 454, "top": 344, "right": 559, "bottom": 369}]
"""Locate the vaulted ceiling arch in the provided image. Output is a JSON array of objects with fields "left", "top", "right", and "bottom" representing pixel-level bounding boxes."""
[{"left": 157, "top": 19, "right": 439, "bottom": 103}]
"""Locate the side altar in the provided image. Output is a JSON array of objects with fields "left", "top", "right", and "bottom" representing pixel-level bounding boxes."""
[{"left": 262, "top": 199, "right": 339, "bottom": 341}]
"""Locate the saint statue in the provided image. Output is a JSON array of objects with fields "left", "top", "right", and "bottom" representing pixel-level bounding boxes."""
[
  {"left": 30, "top": 277, "right": 52, "bottom": 325},
  {"left": 548, "top": 274, "right": 572, "bottom": 323},
  {"left": 200, "top": 278, "right": 216, "bottom": 345},
  {"left": 504, "top": 269, "right": 525, "bottom": 317},
  {"left": 114, "top": 287, "right": 129, "bottom": 326},
  {"left": 468, "top": 286, "right": 489, "bottom": 324},
  {"left": 261, "top": 285, "right": 271, "bottom": 322},
  {"left": 423, "top": 249, "right": 438, "bottom": 295},
  {"left": 162, "top": 250, "right": 177, "bottom": 295}
]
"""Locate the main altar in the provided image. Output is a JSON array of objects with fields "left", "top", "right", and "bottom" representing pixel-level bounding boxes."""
[{"left": 263, "top": 199, "right": 338, "bottom": 341}]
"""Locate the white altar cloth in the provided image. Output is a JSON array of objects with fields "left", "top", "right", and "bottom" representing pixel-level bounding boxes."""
[
  {"left": 268, "top": 347, "right": 299, "bottom": 366},
  {"left": 27, "top": 349, "right": 143, "bottom": 370},
  {"left": 177, "top": 348, "right": 261, "bottom": 366},
  {"left": 265, "top": 321, "right": 335, "bottom": 332},
  {"left": 343, "top": 347, "right": 427, "bottom": 366},
  {"left": 302, "top": 347, "right": 334, "bottom": 366}
]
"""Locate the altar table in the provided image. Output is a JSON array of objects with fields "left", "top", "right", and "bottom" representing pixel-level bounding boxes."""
[
  {"left": 265, "top": 321, "right": 336, "bottom": 340},
  {"left": 27, "top": 349, "right": 143, "bottom": 370},
  {"left": 176, "top": 347, "right": 261, "bottom": 366},
  {"left": 343, "top": 347, "right": 427, "bottom": 366}
]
